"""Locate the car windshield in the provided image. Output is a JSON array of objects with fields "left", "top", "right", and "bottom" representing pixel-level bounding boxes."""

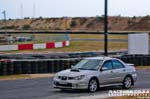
[{"left": 72, "top": 59, "right": 102, "bottom": 70}]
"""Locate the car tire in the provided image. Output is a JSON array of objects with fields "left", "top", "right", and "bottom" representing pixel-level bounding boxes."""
[
  {"left": 88, "top": 78, "right": 98, "bottom": 92},
  {"left": 122, "top": 76, "right": 132, "bottom": 89}
]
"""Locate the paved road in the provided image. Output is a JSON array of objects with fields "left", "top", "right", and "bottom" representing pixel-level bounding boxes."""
[{"left": 0, "top": 70, "right": 150, "bottom": 99}]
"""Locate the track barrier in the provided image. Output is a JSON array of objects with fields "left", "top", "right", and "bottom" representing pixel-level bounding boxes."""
[{"left": 1, "top": 55, "right": 150, "bottom": 75}]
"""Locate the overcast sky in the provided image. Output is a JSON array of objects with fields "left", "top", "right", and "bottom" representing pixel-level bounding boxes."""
[{"left": 0, "top": 0, "right": 150, "bottom": 19}]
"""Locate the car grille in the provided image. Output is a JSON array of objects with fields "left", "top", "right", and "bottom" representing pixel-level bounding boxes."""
[
  {"left": 56, "top": 82, "right": 72, "bottom": 87},
  {"left": 58, "top": 76, "right": 67, "bottom": 80},
  {"left": 58, "top": 76, "right": 74, "bottom": 80}
]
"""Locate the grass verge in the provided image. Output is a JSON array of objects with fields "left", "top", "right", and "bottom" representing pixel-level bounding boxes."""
[
  {"left": 107, "top": 96, "right": 142, "bottom": 99},
  {"left": 135, "top": 66, "right": 150, "bottom": 69},
  {"left": 0, "top": 41, "right": 128, "bottom": 54},
  {"left": 0, "top": 74, "right": 54, "bottom": 80}
]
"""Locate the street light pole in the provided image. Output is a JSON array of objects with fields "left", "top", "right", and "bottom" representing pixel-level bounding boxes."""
[
  {"left": 2, "top": 10, "right": 7, "bottom": 36},
  {"left": 104, "top": 0, "right": 108, "bottom": 56}
]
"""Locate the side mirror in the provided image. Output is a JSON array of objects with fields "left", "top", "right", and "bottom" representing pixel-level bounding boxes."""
[
  {"left": 71, "top": 65, "right": 74, "bottom": 68},
  {"left": 101, "top": 67, "right": 108, "bottom": 71}
]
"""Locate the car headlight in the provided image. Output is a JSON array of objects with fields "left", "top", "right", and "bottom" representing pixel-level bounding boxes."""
[
  {"left": 54, "top": 75, "right": 58, "bottom": 79},
  {"left": 74, "top": 75, "right": 85, "bottom": 80}
]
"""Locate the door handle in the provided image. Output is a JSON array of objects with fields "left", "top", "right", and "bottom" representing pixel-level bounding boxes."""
[
  {"left": 123, "top": 69, "right": 126, "bottom": 72},
  {"left": 110, "top": 70, "right": 113, "bottom": 73}
]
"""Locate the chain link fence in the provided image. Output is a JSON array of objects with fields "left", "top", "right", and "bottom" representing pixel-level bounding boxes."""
[{"left": 0, "top": 33, "right": 70, "bottom": 45}]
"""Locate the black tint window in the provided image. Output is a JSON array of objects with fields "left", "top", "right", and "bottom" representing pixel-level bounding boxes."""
[
  {"left": 112, "top": 60, "right": 124, "bottom": 69},
  {"left": 102, "top": 61, "right": 113, "bottom": 70}
]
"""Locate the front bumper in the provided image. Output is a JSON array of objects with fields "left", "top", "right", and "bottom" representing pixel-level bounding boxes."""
[
  {"left": 132, "top": 73, "right": 137, "bottom": 82},
  {"left": 53, "top": 79, "right": 88, "bottom": 89}
]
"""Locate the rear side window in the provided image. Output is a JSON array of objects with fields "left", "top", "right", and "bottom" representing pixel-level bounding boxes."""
[{"left": 112, "top": 60, "right": 125, "bottom": 69}]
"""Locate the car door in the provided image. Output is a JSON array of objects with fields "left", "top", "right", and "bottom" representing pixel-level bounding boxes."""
[
  {"left": 98, "top": 60, "right": 116, "bottom": 85},
  {"left": 111, "top": 59, "right": 127, "bottom": 83}
]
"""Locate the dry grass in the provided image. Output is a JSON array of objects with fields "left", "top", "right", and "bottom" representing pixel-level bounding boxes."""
[
  {"left": 107, "top": 96, "right": 139, "bottom": 99},
  {"left": 0, "top": 34, "right": 128, "bottom": 53},
  {"left": 0, "top": 34, "right": 128, "bottom": 44},
  {"left": 0, "top": 75, "right": 30, "bottom": 80},
  {"left": 70, "top": 34, "right": 128, "bottom": 39},
  {"left": 1, "top": 41, "right": 128, "bottom": 54},
  {"left": 135, "top": 66, "right": 150, "bottom": 69},
  {"left": 0, "top": 74, "right": 54, "bottom": 80}
]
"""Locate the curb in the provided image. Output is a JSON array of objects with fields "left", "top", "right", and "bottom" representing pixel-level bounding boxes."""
[{"left": 0, "top": 41, "right": 70, "bottom": 51}]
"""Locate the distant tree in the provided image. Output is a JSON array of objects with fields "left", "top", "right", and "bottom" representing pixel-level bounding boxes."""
[
  {"left": 39, "top": 16, "right": 43, "bottom": 19},
  {"left": 145, "top": 15, "right": 150, "bottom": 19},
  {"left": 24, "top": 17, "right": 30, "bottom": 19},
  {"left": 96, "top": 15, "right": 104, "bottom": 21},
  {"left": 132, "top": 16, "right": 137, "bottom": 20},
  {"left": 8, "top": 18, "right": 12, "bottom": 21},
  {"left": 118, "top": 14, "right": 121, "bottom": 17}
]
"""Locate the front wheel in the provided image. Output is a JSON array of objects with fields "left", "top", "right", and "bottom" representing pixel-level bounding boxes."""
[
  {"left": 122, "top": 76, "right": 132, "bottom": 89},
  {"left": 88, "top": 79, "right": 98, "bottom": 92}
]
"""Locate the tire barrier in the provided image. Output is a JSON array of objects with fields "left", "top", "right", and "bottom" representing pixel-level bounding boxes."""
[
  {"left": 0, "top": 58, "right": 81, "bottom": 75},
  {"left": 120, "top": 55, "right": 150, "bottom": 66},
  {"left": 1, "top": 55, "right": 150, "bottom": 76}
]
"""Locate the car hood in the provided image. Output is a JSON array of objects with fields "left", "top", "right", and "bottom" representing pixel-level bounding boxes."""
[{"left": 56, "top": 69, "right": 96, "bottom": 77}]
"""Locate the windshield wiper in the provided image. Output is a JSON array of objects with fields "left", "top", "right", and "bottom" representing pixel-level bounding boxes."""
[
  {"left": 77, "top": 68, "right": 88, "bottom": 70},
  {"left": 87, "top": 69, "right": 97, "bottom": 71}
]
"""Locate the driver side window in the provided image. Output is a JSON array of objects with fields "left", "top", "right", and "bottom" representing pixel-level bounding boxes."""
[{"left": 101, "top": 61, "right": 113, "bottom": 71}]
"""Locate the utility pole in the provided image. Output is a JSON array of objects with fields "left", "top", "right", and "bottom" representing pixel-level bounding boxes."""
[
  {"left": 2, "top": 10, "right": 7, "bottom": 36},
  {"left": 64, "top": 17, "right": 70, "bottom": 40},
  {"left": 33, "top": 4, "right": 36, "bottom": 18},
  {"left": 21, "top": 4, "right": 23, "bottom": 19},
  {"left": 104, "top": 0, "right": 108, "bottom": 56}
]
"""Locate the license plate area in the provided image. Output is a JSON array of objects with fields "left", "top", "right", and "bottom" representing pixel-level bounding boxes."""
[{"left": 59, "top": 81, "right": 67, "bottom": 85}]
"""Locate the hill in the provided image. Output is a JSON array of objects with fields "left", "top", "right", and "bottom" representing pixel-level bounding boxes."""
[{"left": 0, "top": 16, "right": 150, "bottom": 31}]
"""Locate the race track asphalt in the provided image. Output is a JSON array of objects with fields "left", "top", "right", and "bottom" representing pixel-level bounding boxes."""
[{"left": 0, "top": 69, "right": 150, "bottom": 99}]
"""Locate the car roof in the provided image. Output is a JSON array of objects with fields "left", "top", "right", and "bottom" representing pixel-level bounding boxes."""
[{"left": 85, "top": 56, "right": 116, "bottom": 61}]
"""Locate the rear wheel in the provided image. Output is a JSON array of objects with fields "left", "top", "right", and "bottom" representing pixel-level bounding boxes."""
[
  {"left": 88, "top": 78, "right": 98, "bottom": 92},
  {"left": 122, "top": 76, "right": 132, "bottom": 89}
]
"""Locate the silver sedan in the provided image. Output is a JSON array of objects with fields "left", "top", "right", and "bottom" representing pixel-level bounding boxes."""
[{"left": 53, "top": 57, "right": 137, "bottom": 92}]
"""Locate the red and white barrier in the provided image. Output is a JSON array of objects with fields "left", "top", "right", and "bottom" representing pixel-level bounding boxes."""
[{"left": 0, "top": 41, "right": 70, "bottom": 51}]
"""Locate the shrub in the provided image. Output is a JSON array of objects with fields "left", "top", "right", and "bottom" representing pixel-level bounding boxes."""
[
  {"left": 1, "top": 25, "right": 15, "bottom": 29},
  {"left": 70, "top": 20, "right": 77, "bottom": 27},
  {"left": 22, "top": 24, "right": 30, "bottom": 30},
  {"left": 24, "top": 17, "right": 30, "bottom": 19},
  {"left": 54, "top": 27, "right": 61, "bottom": 30},
  {"left": 96, "top": 15, "right": 104, "bottom": 22}
]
